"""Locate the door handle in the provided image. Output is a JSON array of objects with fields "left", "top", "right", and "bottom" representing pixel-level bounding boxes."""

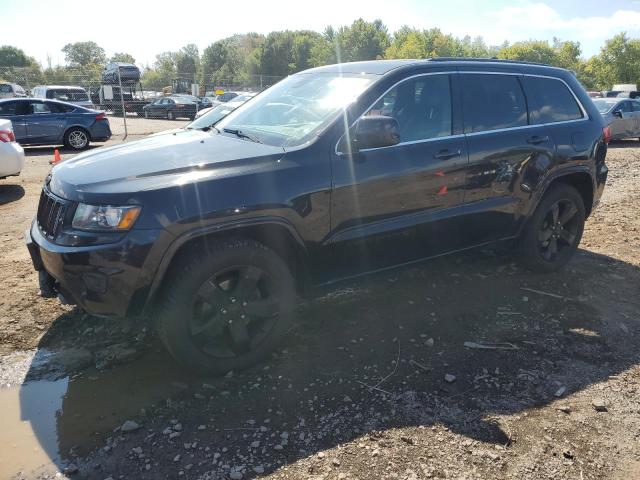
[
  {"left": 527, "top": 135, "right": 549, "bottom": 144},
  {"left": 433, "top": 148, "right": 461, "bottom": 160}
]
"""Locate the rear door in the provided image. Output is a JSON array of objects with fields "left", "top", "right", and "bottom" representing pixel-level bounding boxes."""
[
  {"left": 0, "top": 101, "right": 27, "bottom": 140},
  {"left": 461, "top": 72, "right": 556, "bottom": 244},
  {"left": 25, "top": 100, "right": 66, "bottom": 143}
]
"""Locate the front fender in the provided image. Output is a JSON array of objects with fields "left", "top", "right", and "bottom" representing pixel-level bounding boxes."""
[{"left": 142, "top": 216, "right": 309, "bottom": 312}]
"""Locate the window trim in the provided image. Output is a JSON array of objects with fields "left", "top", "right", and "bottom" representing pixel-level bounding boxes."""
[{"left": 335, "top": 70, "right": 589, "bottom": 155}]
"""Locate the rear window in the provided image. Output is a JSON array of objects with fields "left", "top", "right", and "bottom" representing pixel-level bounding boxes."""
[
  {"left": 46, "top": 89, "right": 89, "bottom": 102},
  {"left": 523, "top": 76, "right": 583, "bottom": 124},
  {"left": 461, "top": 74, "right": 527, "bottom": 133}
]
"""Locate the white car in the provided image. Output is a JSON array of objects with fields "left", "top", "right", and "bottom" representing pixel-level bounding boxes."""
[{"left": 0, "top": 119, "right": 25, "bottom": 178}]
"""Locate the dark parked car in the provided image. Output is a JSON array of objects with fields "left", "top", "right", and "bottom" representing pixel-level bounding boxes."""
[
  {"left": 0, "top": 98, "right": 111, "bottom": 150},
  {"left": 102, "top": 62, "right": 141, "bottom": 84},
  {"left": 26, "top": 59, "right": 609, "bottom": 374},
  {"left": 142, "top": 97, "right": 197, "bottom": 120},
  {"left": 593, "top": 98, "right": 640, "bottom": 140}
]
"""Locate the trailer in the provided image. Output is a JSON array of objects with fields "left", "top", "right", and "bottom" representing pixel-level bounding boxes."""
[{"left": 89, "top": 82, "right": 153, "bottom": 116}]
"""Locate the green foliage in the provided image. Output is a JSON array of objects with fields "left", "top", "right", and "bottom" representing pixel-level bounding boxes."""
[
  {"left": 62, "top": 41, "right": 106, "bottom": 67},
  {"left": 110, "top": 52, "right": 136, "bottom": 64}
]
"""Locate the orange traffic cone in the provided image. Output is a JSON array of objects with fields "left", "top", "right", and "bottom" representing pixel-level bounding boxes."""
[{"left": 49, "top": 149, "right": 62, "bottom": 165}]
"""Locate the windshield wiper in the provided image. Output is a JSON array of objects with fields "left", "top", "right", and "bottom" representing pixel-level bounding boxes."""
[{"left": 223, "top": 127, "right": 262, "bottom": 144}]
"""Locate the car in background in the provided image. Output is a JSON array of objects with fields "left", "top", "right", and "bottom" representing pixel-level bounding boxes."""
[
  {"left": 0, "top": 119, "right": 25, "bottom": 178},
  {"left": 0, "top": 83, "right": 27, "bottom": 99},
  {"left": 102, "top": 62, "right": 141, "bottom": 84},
  {"left": 193, "top": 92, "right": 256, "bottom": 119},
  {"left": 31, "top": 86, "right": 94, "bottom": 109},
  {"left": 593, "top": 98, "right": 640, "bottom": 140},
  {"left": 142, "top": 97, "right": 198, "bottom": 120},
  {"left": 0, "top": 98, "right": 111, "bottom": 150}
]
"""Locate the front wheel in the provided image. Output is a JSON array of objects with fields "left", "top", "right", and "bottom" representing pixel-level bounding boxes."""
[
  {"left": 518, "top": 184, "right": 585, "bottom": 273},
  {"left": 63, "top": 127, "right": 90, "bottom": 150},
  {"left": 156, "top": 239, "right": 296, "bottom": 374}
]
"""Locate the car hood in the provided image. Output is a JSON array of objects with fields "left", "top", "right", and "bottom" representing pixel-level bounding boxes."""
[{"left": 49, "top": 129, "right": 285, "bottom": 199}]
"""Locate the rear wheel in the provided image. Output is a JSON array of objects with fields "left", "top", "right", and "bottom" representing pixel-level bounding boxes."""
[
  {"left": 156, "top": 239, "right": 296, "bottom": 374},
  {"left": 518, "top": 184, "right": 585, "bottom": 273},
  {"left": 63, "top": 127, "right": 90, "bottom": 150}
]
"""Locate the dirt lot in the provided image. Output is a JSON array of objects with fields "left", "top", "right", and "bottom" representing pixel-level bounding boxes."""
[{"left": 1, "top": 122, "right": 640, "bottom": 480}]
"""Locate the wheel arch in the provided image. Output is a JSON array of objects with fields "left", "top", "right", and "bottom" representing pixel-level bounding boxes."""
[
  {"left": 142, "top": 219, "right": 312, "bottom": 315},
  {"left": 63, "top": 124, "right": 92, "bottom": 142},
  {"left": 532, "top": 167, "right": 595, "bottom": 219}
]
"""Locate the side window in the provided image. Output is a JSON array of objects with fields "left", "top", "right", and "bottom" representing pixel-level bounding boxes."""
[
  {"left": 31, "top": 102, "right": 51, "bottom": 113},
  {"left": 632, "top": 102, "right": 640, "bottom": 112},
  {"left": 0, "top": 102, "right": 17, "bottom": 115},
  {"left": 461, "top": 74, "right": 527, "bottom": 133},
  {"left": 365, "top": 74, "right": 452, "bottom": 142},
  {"left": 523, "top": 76, "right": 583, "bottom": 124},
  {"left": 46, "top": 102, "right": 73, "bottom": 113},
  {"left": 618, "top": 101, "right": 632, "bottom": 113}
]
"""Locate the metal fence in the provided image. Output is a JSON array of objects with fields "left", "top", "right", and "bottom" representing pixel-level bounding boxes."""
[{"left": 0, "top": 66, "right": 284, "bottom": 108}]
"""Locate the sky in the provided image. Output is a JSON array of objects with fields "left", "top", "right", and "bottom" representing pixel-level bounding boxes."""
[{"left": 2, "top": 0, "right": 640, "bottom": 67}]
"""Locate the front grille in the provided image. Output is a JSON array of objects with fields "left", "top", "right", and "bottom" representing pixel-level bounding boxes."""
[{"left": 37, "top": 189, "right": 68, "bottom": 239}]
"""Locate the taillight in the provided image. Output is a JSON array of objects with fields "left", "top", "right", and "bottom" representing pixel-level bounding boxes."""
[
  {"left": 603, "top": 126, "right": 611, "bottom": 144},
  {"left": 0, "top": 129, "right": 15, "bottom": 142},
  {"left": 95, "top": 112, "right": 107, "bottom": 121}
]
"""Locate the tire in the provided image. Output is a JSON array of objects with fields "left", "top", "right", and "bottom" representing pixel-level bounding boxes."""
[
  {"left": 156, "top": 238, "right": 297, "bottom": 375},
  {"left": 518, "top": 184, "right": 585, "bottom": 273},
  {"left": 167, "top": 110, "right": 175, "bottom": 120},
  {"left": 63, "top": 127, "right": 90, "bottom": 150}
]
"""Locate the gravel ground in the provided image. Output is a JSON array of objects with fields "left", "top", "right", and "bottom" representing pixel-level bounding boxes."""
[{"left": 0, "top": 130, "right": 639, "bottom": 480}]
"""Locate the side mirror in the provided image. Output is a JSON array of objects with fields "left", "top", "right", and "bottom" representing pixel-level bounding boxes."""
[
  {"left": 613, "top": 110, "right": 623, "bottom": 118},
  {"left": 351, "top": 115, "right": 400, "bottom": 151}
]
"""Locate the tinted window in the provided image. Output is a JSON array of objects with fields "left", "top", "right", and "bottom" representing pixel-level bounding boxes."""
[
  {"left": 0, "top": 102, "right": 17, "bottom": 115},
  {"left": 632, "top": 102, "right": 640, "bottom": 112},
  {"left": 462, "top": 74, "right": 527, "bottom": 133},
  {"left": 46, "top": 102, "right": 75, "bottom": 113},
  {"left": 0, "top": 84, "right": 12, "bottom": 93},
  {"left": 523, "top": 76, "right": 583, "bottom": 124},
  {"left": 31, "top": 102, "right": 52, "bottom": 113},
  {"left": 365, "top": 74, "right": 452, "bottom": 142}
]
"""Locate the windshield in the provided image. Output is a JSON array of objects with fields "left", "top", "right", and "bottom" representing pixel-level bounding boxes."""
[
  {"left": 47, "top": 89, "right": 89, "bottom": 102},
  {"left": 593, "top": 99, "right": 618, "bottom": 114},
  {"left": 216, "top": 72, "right": 378, "bottom": 147}
]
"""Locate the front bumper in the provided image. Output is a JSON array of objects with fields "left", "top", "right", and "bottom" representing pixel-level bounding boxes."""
[{"left": 25, "top": 221, "right": 163, "bottom": 317}]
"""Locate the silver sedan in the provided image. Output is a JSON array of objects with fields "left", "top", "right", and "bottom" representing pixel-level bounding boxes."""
[{"left": 593, "top": 98, "right": 640, "bottom": 140}]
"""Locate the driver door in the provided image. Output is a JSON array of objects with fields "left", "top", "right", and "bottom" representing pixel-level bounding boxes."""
[{"left": 328, "top": 73, "right": 469, "bottom": 273}]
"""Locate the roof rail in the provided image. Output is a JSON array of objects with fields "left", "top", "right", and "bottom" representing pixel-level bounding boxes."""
[{"left": 427, "top": 57, "right": 551, "bottom": 67}]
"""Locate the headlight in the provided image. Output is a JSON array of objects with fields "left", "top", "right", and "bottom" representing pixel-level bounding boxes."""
[{"left": 72, "top": 204, "right": 141, "bottom": 231}]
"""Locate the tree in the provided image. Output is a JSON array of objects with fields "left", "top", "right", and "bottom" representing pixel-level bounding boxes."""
[
  {"left": 497, "top": 40, "right": 557, "bottom": 64},
  {"left": 110, "top": 52, "right": 136, "bottom": 64},
  {"left": 334, "top": 19, "right": 390, "bottom": 62},
  {"left": 62, "top": 41, "right": 106, "bottom": 67},
  {"left": 0, "top": 45, "right": 34, "bottom": 67},
  {"left": 597, "top": 32, "right": 640, "bottom": 87}
]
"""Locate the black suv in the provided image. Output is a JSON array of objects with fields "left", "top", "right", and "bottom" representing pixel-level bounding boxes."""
[{"left": 26, "top": 59, "right": 609, "bottom": 373}]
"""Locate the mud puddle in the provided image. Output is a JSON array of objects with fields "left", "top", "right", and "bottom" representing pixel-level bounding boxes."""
[{"left": 0, "top": 350, "right": 193, "bottom": 478}]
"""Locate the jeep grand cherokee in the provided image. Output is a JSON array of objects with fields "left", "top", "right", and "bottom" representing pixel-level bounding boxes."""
[{"left": 26, "top": 59, "right": 609, "bottom": 373}]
